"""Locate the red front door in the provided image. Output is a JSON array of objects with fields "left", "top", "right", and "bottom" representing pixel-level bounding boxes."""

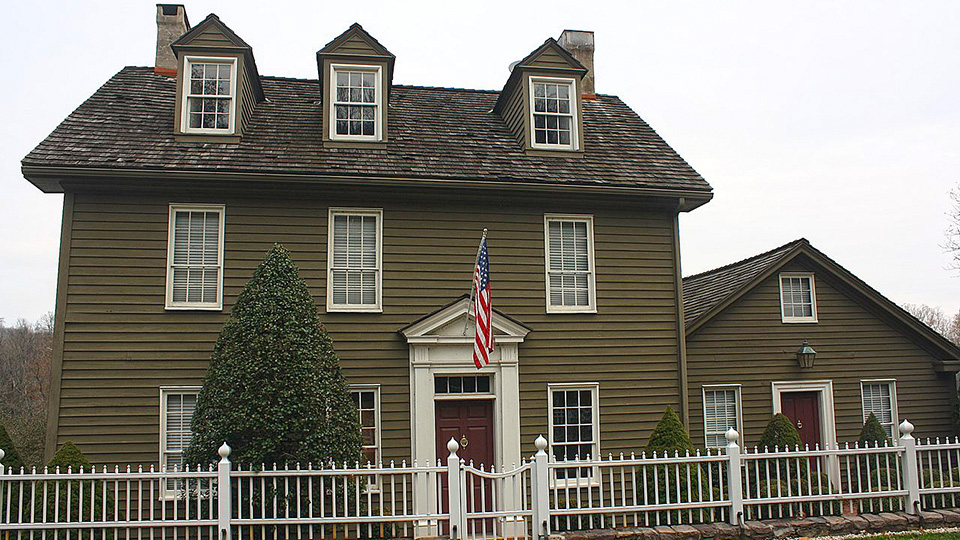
[
  {"left": 435, "top": 400, "right": 495, "bottom": 467},
  {"left": 436, "top": 400, "right": 495, "bottom": 534},
  {"left": 781, "top": 391, "right": 822, "bottom": 448}
]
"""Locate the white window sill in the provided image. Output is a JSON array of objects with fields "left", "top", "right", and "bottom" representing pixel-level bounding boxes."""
[
  {"left": 326, "top": 306, "right": 383, "bottom": 313},
  {"left": 781, "top": 317, "right": 818, "bottom": 324},
  {"left": 165, "top": 304, "right": 223, "bottom": 311},
  {"left": 546, "top": 306, "right": 597, "bottom": 314},
  {"left": 532, "top": 143, "right": 578, "bottom": 152}
]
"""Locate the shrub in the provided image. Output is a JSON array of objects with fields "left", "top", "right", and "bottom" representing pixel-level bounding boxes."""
[
  {"left": 184, "top": 244, "right": 363, "bottom": 468},
  {"left": 758, "top": 413, "right": 802, "bottom": 450},
  {"left": 0, "top": 421, "right": 25, "bottom": 470},
  {"left": 858, "top": 413, "right": 890, "bottom": 446},
  {"left": 646, "top": 406, "right": 694, "bottom": 455},
  {"left": 39, "top": 442, "right": 112, "bottom": 538}
]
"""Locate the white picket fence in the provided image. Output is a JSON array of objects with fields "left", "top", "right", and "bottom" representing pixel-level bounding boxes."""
[{"left": 2, "top": 420, "right": 960, "bottom": 539}]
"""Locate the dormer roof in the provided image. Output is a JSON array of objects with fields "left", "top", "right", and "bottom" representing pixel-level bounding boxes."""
[
  {"left": 317, "top": 23, "right": 395, "bottom": 59},
  {"left": 316, "top": 23, "right": 396, "bottom": 98},
  {"left": 171, "top": 13, "right": 263, "bottom": 101},
  {"left": 494, "top": 38, "right": 588, "bottom": 115}
]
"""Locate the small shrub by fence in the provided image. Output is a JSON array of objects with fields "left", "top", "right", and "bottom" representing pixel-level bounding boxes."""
[{"left": 2, "top": 420, "right": 960, "bottom": 539}]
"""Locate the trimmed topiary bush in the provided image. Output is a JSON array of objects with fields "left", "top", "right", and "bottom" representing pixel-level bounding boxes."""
[
  {"left": 858, "top": 413, "right": 890, "bottom": 446},
  {"left": 41, "top": 442, "right": 112, "bottom": 537},
  {"left": 646, "top": 406, "right": 694, "bottom": 455},
  {"left": 0, "top": 422, "right": 25, "bottom": 470},
  {"left": 758, "top": 413, "right": 803, "bottom": 450},
  {"left": 184, "top": 244, "right": 363, "bottom": 468}
]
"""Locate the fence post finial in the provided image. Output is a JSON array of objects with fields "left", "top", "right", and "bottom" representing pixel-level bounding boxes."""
[
  {"left": 899, "top": 419, "right": 921, "bottom": 514},
  {"left": 534, "top": 435, "right": 548, "bottom": 455},
  {"left": 446, "top": 438, "right": 466, "bottom": 539},
  {"left": 531, "top": 435, "right": 551, "bottom": 538},
  {"left": 217, "top": 442, "right": 233, "bottom": 540},
  {"left": 725, "top": 428, "right": 743, "bottom": 526}
]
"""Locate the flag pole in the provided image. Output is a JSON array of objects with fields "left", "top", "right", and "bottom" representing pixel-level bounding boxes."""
[{"left": 463, "top": 229, "right": 488, "bottom": 336}]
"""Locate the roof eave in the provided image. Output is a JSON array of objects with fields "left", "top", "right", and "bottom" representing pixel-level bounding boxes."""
[{"left": 21, "top": 163, "right": 714, "bottom": 203}]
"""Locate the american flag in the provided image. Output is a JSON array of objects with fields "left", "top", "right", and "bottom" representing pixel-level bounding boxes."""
[{"left": 472, "top": 236, "right": 493, "bottom": 369}]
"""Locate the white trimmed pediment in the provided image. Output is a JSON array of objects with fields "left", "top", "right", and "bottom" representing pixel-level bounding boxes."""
[{"left": 400, "top": 296, "right": 531, "bottom": 344}]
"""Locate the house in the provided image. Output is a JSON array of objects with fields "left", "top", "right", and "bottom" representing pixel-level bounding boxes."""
[
  {"left": 683, "top": 239, "right": 960, "bottom": 450},
  {"left": 20, "top": 6, "right": 958, "bottom": 472}
]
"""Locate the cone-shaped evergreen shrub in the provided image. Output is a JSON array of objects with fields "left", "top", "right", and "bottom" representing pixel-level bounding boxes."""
[
  {"left": 48, "top": 441, "right": 91, "bottom": 470},
  {"left": 0, "top": 422, "right": 25, "bottom": 470},
  {"left": 43, "top": 441, "right": 111, "bottom": 535},
  {"left": 645, "top": 406, "right": 694, "bottom": 455},
  {"left": 859, "top": 413, "right": 890, "bottom": 445},
  {"left": 184, "top": 245, "right": 363, "bottom": 467},
  {"left": 758, "top": 413, "right": 802, "bottom": 450}
]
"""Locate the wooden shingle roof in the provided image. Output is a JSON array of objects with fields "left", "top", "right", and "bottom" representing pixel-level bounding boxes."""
[{"left": 22, "top": 67, "right": 712, "bottom": 198}]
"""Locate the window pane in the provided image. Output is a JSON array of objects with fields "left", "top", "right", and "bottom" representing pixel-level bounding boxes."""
[
  {"left": 170, "top": 209, "right": 221, "bottom": 305},
  {"left": 551, "top": 387, "right": 598, "bottom": 472},
  {"left": 331, "top": 213, "right": 379, "bottom": 306}
]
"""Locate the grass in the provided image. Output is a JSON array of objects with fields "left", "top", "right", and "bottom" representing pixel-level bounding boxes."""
[{"left": 852, "top": 533, "right": 959, "bottom": 540}]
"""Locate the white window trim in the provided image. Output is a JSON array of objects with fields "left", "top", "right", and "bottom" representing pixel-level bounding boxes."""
[
  {"left": 351, "top": 384, "right": 382, "bottom": 465},
  {"left": 860, "top": 379, "right": 899, "bottom": 440},
  {"left": 159, "top": 386, "right": 201, "bottom": 500},
  {"left": 779, "top": 272, "right": 818, "bottom": 323},
  {"left": 328, "top": 63, "right": 384, "bottom": 142},
  {"left": 180, "top": 56, "right": 239, "bottom": 135},
  {"left": 701, "top": 384, "right": 743, "bottom": 449},
  {"left": 165, "top": 204, "right": 226, "bottom": 311},
  {"left": 547, "top": 382, "right": 600, "bottom": 487},
  {"left": 528, "top": 76, "right": 579, "bottom": 151},
  {"left": 544, "top": 214, "right": 597, "bottom": 313},
  {"left": 326, "top": 208, "right": 383, "bottom": 313}
]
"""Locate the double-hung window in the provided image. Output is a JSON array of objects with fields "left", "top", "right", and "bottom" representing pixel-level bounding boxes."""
[
  {"left": 351, "top": 385, "right": 381, "bottom": 465},
  {"left": 861, "top": 380, "right": 898, "bottom": 440},
  {"left": 160, "top": 387, "right": 199, "bottom": 491},
  {"left": 182, "top": 57, "right": 237, "bottom": 134},
  {"left": 166, "top": 204, "right": 225, "bottom": 310},
  {"left": 548, "top": 383, "right": 599, "bottom": 480},
  {"left": 779, "top": 272, "right": 817, "bottom": 323},
  {"left": 327, "top": 209, "right": 382, "bottom": 311},
  {"left": 544, "top": 215, "right": 596, "bottom": 312},
  {"left": 330, "top": 65, "right": 382, "bottom": 140},
  {"left": 530, "top": 77, "right": 578, "bottom": 150},
  {"left": 702, "top": 385, "right": 742, "bottom": 448}
]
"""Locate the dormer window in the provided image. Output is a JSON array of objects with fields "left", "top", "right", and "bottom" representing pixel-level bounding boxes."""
[
  {"left": 330, "top": 64, "right": 382, "bottom": 141},
  {"left": 181, "top": 56, "right": 237, "bottom": 134},
  {"left": 530, "top": 77, "right": 579, "bottom": 150}
]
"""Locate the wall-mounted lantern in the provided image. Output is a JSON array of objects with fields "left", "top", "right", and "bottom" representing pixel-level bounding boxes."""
[{"left": 796, "top": 340, "right": 817, "bottom": 369}]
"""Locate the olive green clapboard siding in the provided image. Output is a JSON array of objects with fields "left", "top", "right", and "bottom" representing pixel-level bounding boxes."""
[
  {"left": 329, "top": 34, "right": 383, "bottom": 56},
  {"left": 686, "top": 259, "right": 957, "bottom": 449},
  {"left": 55, "top": 186, "right": 683, "bottom": 465}
]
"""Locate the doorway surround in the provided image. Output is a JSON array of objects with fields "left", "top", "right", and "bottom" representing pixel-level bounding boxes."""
[{"left": 400, "top": 296, "right": 531, "bottom": 470}]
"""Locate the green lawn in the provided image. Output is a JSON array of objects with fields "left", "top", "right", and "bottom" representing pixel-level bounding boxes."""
[{"left": 855, "top": 533, "right": 959, "bottom": 540}]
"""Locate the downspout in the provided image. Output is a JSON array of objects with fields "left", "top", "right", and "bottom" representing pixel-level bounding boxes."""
[{"left": 672, "top": 198, "right": 690, "bottom": 428}]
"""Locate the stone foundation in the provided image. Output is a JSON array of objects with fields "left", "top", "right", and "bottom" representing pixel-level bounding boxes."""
[{"left": 554, "top": 509, "right": 960, "bottom": 540}]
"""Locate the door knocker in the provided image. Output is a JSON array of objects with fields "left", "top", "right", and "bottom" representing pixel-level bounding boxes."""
[
  {"left": 460, "top": 435, "right": 469, "bottom": 448},
  {"left": 796, "top": 420, "right": 803, "bottom": 429}
]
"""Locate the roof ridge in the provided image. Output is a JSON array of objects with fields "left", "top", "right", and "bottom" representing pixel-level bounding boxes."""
[{"left": 683, "top": 238, "right": 808, "bottom": 282}]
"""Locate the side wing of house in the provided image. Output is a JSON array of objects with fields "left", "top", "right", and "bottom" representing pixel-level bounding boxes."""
[{"left": 684, "top": 243, "right": 960, "bottom": 450}]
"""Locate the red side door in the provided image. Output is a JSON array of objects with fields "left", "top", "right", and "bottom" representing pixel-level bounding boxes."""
[{"left": 781, "top": 391, "right": 822, "bottom": 448}]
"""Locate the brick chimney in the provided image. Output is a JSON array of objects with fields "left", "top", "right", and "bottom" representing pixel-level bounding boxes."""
[
  {"left": 558, "top": 30, "right": 595, "bottom": 96},
  {"left": 155, "top": 4, "right": 189, "bottom": 76}
]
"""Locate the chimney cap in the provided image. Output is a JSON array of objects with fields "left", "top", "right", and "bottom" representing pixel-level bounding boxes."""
[
  {"left": 157, "top": 4, "right": 190, "bottom": 28},
  {"left": 558, "top": 29, "right": 594, "bottom": 47}
]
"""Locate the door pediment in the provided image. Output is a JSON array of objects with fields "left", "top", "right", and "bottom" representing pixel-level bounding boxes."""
[{"left": 399, "top": 295, "right": 531, "bottom": 344}]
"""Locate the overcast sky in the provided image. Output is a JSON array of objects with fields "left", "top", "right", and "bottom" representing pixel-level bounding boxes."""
[{"left": 1, "top": 0, "right": 958, "bottom": 324}]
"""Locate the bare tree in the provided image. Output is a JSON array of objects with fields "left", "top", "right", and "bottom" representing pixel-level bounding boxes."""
[
  {"left": 902, "top": 303, "right": 960, "bottom": 346},
  {"left": 947, "top": 184, "right": 960, "bottom": 271},
  {"left": 0, "top": 313, "right": 54, "bottom": 466}
]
